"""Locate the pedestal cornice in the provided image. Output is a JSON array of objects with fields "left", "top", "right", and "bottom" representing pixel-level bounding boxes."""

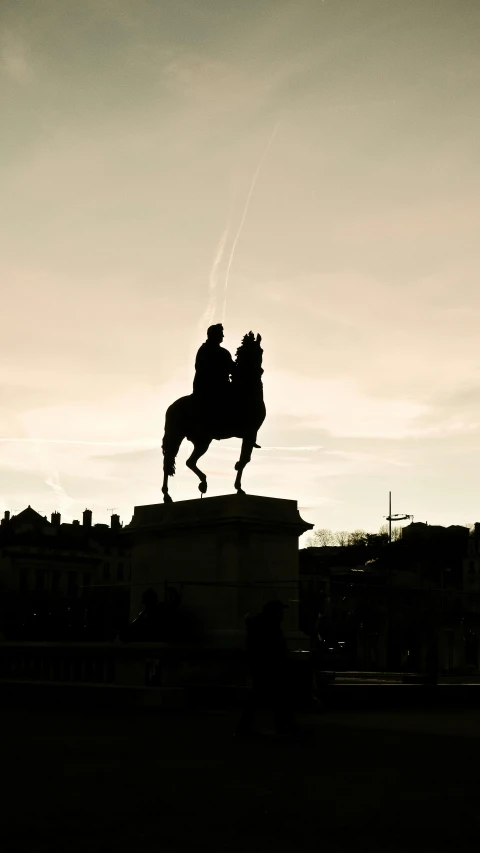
[{"left": 125, "top": 494, "right": 313, "bottom": 538}]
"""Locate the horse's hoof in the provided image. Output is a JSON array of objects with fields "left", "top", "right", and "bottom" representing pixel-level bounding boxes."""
[
  {"left": 163, "top": 494, "right": 173, "bottom": 504},
  {"left": 236, "top": 488, "right": 245, "bottom": 495},
  {"left": 199, "top": 481, "right": 207, "bottom": 495}
]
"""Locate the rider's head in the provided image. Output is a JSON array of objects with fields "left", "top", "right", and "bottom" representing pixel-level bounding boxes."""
[{"left": 207, "top": 324, "right": 224, "bottom": 344}]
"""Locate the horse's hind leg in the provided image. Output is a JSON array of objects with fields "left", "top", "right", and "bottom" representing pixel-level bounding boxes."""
[
  {"left": 186, "top": 438, "right": 211, "bottom": 496},
  {"left": 162, "top": 411, "right": 185, "bottom": 503},
  {"left": 234, "top": 438, "right": 254, "bottom": 494},
  {"left": 162, "top": 469, "right": 173, "bottom": 504}
]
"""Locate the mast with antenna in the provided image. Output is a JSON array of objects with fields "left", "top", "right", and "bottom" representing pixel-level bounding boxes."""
[
  {"left": 107, "top": 507, "right": 118, "bottom": 527},
  {"left": 385, "top": 491, "right": 413, "bottom": 544}
]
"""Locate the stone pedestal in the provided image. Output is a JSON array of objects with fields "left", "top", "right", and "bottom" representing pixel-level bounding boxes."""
[{"left": 126, "top": 494, "right": 313, "bottom": 647}]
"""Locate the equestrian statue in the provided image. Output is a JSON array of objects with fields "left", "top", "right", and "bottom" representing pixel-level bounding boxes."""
[{"left": 161, "top": 324, "right": 266, "bottom": 502}]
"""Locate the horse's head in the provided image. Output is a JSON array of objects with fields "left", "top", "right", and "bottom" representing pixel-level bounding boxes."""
[{"left": 235, "top": 331, "right": 264, "bottom": 377}]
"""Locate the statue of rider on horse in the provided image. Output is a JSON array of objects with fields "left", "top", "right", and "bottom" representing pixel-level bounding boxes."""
[{"left": 161, "top": 325, "right": 266, "bottom": 502}]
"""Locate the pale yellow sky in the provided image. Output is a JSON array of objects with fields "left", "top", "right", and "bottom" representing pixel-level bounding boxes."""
[{"left": 1, "top": 0, "right": 480, "bottom": 536}]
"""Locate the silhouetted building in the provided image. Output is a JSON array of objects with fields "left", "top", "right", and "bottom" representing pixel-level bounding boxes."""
[
  {"left": 300, "top": 528, "right": 477, "bottom": 675},
  {"left": 464, "top": 524, "right": 480, "bottom": 592},
  {"left": 0, "top": 507, "right": 132, "bottom": 640},
  {"left": 458, "top": 525, "right": 480, "bottom": 669}
]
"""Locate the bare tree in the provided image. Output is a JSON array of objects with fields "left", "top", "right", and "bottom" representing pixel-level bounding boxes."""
[
  {"left": 348, "top": 529, "right": 368, "bottom": 547},
  {"left": 308, "top": 525, "right": 404, "bottom": 549},
  {"left": 306, "top": 528, "right": 335, "bottom": 547},
  {"left": 378, "top": 523, "right": 403, "bottom": 542}
]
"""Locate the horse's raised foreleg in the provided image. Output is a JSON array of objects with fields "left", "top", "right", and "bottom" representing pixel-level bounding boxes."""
[
  {"left": 186, "top": 438, "right": 211, "bottom": 497},
  {"left": 234, "top": 437, "right": 255, "bottom": 494}
]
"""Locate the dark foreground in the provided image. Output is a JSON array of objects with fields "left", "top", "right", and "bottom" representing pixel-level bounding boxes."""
[{"left": 3, "top": 701, "right": 480, "bottom": 852}]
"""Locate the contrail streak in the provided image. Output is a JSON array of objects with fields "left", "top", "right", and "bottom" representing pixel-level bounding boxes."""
[
  {"left": 222, "top": 122, "right": 280, "bottom": 324},
  {"left": 190, "top": 187, "right": 235, "bottom": 374},
  {"left": 198, "top": 206, "right": 233, "bottom": 334}
]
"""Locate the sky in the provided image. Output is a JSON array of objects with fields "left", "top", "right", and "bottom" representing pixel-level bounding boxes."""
[{"left": 1, "top": 0, "right": 480, "bottom": 541}]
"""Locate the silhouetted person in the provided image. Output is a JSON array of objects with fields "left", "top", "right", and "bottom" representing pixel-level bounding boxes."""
[
  {"left": 235, "top": 600, "right": 305, "bottom": 739},
  {"left": 193, "top": 324, "right": 236, "bottom": 396},
  {"left": 193, "top": 324, "right": 235, "bottom": 431},
  {"left": 124, "top": 588, "right": 164, "bottom": 642},
  {"left": 122, "top": 587, "right": 192, "bottom": 642}
]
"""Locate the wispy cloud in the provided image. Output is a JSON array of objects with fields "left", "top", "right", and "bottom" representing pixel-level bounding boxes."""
[
  {"left": 158, "top": 49, "right": 272, "bottom": 116},
  {"left": 0, "top": 30, "right": 32, "bottom": 83},
  {"left": 0, "top": 438, "right": 161, "bottom": 447},
  {"left": 266, "top": 372, "right": 430, "bottom": 439},
  {"left": 2, "top": 0, "right": 480, "bottom": 534},
  {"left": 44, "top": 469, "right": 73, "bottom": 515}
]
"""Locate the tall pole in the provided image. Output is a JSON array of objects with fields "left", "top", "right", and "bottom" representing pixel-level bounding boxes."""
[{"left": 389, "top": 491, "right": 392, "bottom": 545}]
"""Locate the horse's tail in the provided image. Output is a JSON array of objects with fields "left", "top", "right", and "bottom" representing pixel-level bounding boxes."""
[{"left": 162, "top": 399, "right": 187, "bottom": 477}]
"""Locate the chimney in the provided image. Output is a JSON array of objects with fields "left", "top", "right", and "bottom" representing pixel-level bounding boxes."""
[
  {"left": 51, "top": 512, "right": 61, "bottom": 526},
  {"left": 72, "top": 520, "right": 80, "bottom": 526},
  {"left": 111, "top": 514, "right": 121, "bottom": 530},
  {"left": 83, "top": 508, "right": 92, "bottom": 528},
  {"left": 1, "top": 510, "right": 10, "bottom": 525}
]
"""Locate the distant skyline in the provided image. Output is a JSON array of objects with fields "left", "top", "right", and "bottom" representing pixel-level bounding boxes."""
[{"left": 2, "top": 0, "right": 480, "bottom": 539}]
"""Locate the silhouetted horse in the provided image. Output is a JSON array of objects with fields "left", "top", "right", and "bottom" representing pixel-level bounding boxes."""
[{"left": 162, "top": 332, "right": 266, "bottom": 502}]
